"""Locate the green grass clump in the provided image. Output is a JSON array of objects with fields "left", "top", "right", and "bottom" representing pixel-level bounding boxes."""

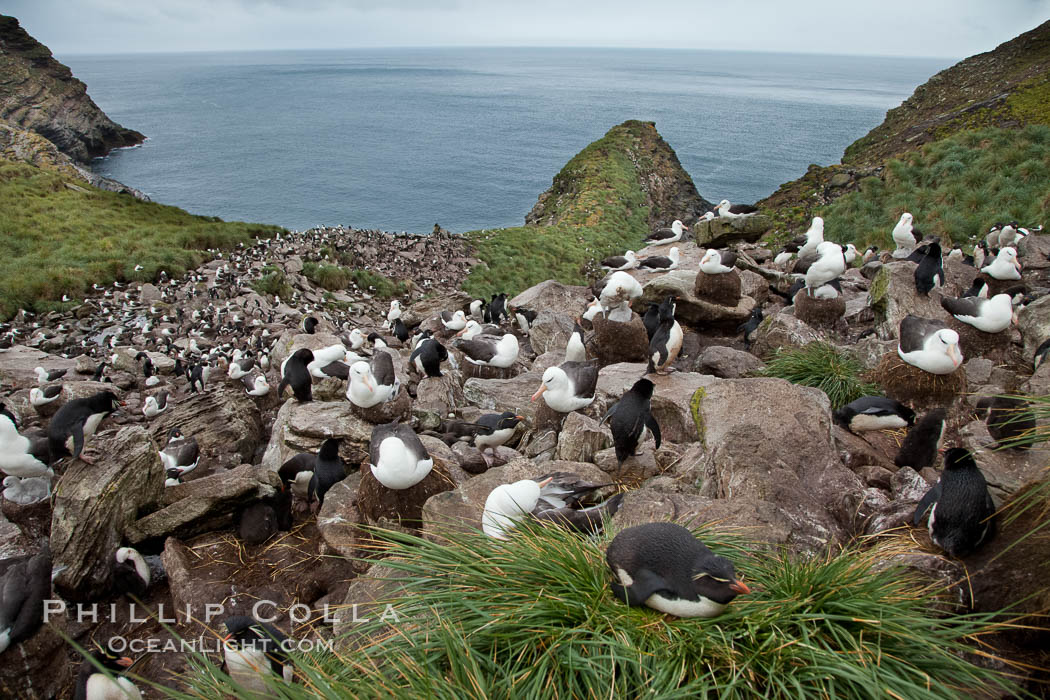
[
  {"left": 249, "top": 265, "right": 293, "bottom": 299},
  {"left": 174, "top": 523, "right": 1019, "bottom": 699},
  {"left": 759, "top": 342, "right": 880, "bottom": 409},
  {"left": 0, "top": 159, "right": 283, "bottom": 319},
  {"left": 348, "top": 268, "right": 409, "bottom": 299},
  {"left": 821, "top": 125, "right": 1050, "bottom": 250},
  {"left": 463, "top": 120, "right": 658, "bottom": 299},
  {"left": 302, "top": 262, "right": 351, "bottom": 290}
]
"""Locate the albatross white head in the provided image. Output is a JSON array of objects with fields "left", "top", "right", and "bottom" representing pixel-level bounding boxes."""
[{"left": 481, "top": 477, "right": 552, "bottom": 539}]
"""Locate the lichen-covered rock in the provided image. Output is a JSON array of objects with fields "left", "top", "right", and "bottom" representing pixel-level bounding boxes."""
[
  {"left": 261, "top": 399, "right": 374, "bottom": 472},
  {"left": 51, "top": 425, "right": 163, "bottom": 601},
  {"left": 594, "top": 362, "right": 713, "bottom": 444},
  {"left": 748, "top": 312, "right": 824, "bottom": 357},
  {"left": 868, "top": 260, "right": 974, "bottom": 339},
  {"left": 693, "top": 346, "right": 765, "bottom": 378},
  {"left": 509, "top": 281, "right": 592, "bottom": 322},
  {"left": 692, "top": 215, "right": 772, "bottom": 247},
  {"left": 640, "top": 270, "right": 755, "bottom": 328},
  {"left": 555, "top": 412, "right": 612, "bottom": 463}
]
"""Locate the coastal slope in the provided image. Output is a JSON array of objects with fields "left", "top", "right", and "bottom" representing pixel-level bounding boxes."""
[
  {"left": 757, "top": 18, "right": 1050, "bottom": 237},
  {"left": 0, "top": 14, "right": 145, "bottom": 162}
]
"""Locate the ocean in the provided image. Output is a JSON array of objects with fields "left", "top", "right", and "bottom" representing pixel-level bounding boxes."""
[{"left": 62, "top": 48, "right": 949, "bottom": 233}]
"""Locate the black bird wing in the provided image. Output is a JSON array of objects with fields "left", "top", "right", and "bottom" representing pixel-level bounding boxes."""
[
  {"left": 278, "top": 452, "right": 316, "bottom": 485},
  {"left": 320, "top": 361, "right": 350, "bottom": 380},
  {"left": 940, "top": 296, "right": 983, "bottom": 318},
  {"left": 638, "top": 256, "right": 671, "bottom": 269},
  {"left": 460, "top": 337, "right": 498, "bottom": 363},
  {"left": 645, "top": 412, "right": 662, "bottom": 449},
  {"left": 559, "top": 361, "right": 599, "bottom": 399},
  {"left": 610, "top": 567, "right": 674, "bottom": 606},
  {"left": 370, "top": 350, "right": 397, "bottom": 387},
  {"left": 898, "top": 316, "right": 945, "bottom": 354},
  {"left": 913, "top": 483, "right": 942, "bottom": 526}
]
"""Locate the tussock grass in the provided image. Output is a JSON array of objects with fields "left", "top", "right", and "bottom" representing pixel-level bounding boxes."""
[
  {"left": 758, "top": 342, "right": 880, "bottom": 409},
  {"left": 302, "top": 262, "right": 351, "bottom": 291},
  {"left": 249, "top": 265, "right": 293, "bottom": 299},
  {"left": 348, "top": 268, "right": 409, "bottom": 299},
  {"left": 0, "top": 160, "right": 283, "bottom": 319},
  {"left": 171, "top": 523, "right": 1021, "bottom": 699},
  {"left": 822, "top": 125, "right": 1050, "bottom": 249}
]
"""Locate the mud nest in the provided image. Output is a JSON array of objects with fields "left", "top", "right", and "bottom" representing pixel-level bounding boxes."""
[
  {"left": 870, "top": 352, "right": 966, "bottom": 408},
  {"left": 694, "top": 269, "right": 741, "bottom": 307},
  {"left": 794, "top": 291, "right": 846, "bottom": 328}
]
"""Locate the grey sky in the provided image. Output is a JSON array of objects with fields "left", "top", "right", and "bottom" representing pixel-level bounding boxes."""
[{"left": 6, "top": 0, "right": 1049, "bottom": 58}]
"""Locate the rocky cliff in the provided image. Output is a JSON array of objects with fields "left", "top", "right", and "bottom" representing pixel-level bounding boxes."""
[
  {"left": 0, "top": 121, "right": 149, "bottom": 199},
  {"left": 844, "top": 19, "right": 1050, "bottom": 166},
  {"left": 0, "top": 15, "right": 144, "bottom": 163}
]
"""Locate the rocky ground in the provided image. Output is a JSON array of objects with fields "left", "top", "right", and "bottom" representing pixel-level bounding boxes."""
[{"left": 1, "top": 220, "right": 1050, "bottom": 696}]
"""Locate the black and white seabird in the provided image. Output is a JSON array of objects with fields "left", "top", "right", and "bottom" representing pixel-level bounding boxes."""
[
  {"left": 47, "top": 390, "right": 121, "bottom": 463},
  {"left": 736, "top": 306, "right": 763, "bottom": 351},
  {"left": 897, "top": 316, "right": 963, "bottom": 374},
  {"left": 278, "top": 348, "right": 314, "bottom": 402},
  {"left": 1034, "top": 337, "right": 1050, "bottom": 371},
  {"left": 460, "top": 333, "right": 519, "bottom": 368},
  {"left": 142, "top": 391, "right": 169, "bottom": 419},
  {"left": 0, "top": 413, "right": 51, "bottom": 478},
  {"left": 113, "top": 546, "right": 150, "bottom": 599},
  {"left": 532, "top": 361, "right": 598, "bottom": 413},
  {"left": 645, "top": 219, "right": 688, "bottom": 245},
  {"left": 346, "top": 350, "right": 399, "bottom": 407},
  {"left": 0, "top": 543, "right": 50, "bottom": 654},
  {"left": 34, "top": 366, "right": 67, "bottom": 384},
  {"left": 833, "top": 396, "right": 915, "bottom": 433},
  {"left": 940, "top": 293, "right": 1015, "bottom": 333},
  {"left": 714, "top": 199, "right": 759, "bottom": 218},
  {"left": 637, "top": 247, "right": 680, "bottom": 271},
  {"left": 647, "top": 296, "right": 682, "bottom": 374},
  {"left": 804, "top": 241, "right": 846, "bottom": 294},
  {"left": 510, "top": 306, "right": 538, "bottom": 334},
  {"left": 309, "top": 438, "right": 346, "bottom": 507},
  {"left": 606, "top": 522, "right": 750, "bottom": 617},
  {"left": 134, "top": 351, "right": 161, "bottom": 387},
  {"left": 698, "top": 249, "right": 733, "bottom": 275},
  {"left": 981, "top": 247, "right": 1022, "bottom": 280},
  {"left": 74, "top": 648, "right": 141, "bottom": 700},
  {"left": 913, "top": 448, "right": 996, "bottom": 558},
  {"left": 472, "top": 412, "right": 524, "bottom": 465},
  {"left": 29, "top": 384, "right": 62, "bottom": 409},
  {"left": 974, "top": 396, "right": 1036, "bottom": 449},
  {"left": 159, "top": 427, "right": 200, "bottom": 476},
  {"left": 891, "top": 213, "right": 920, "bottom": 257},
  {"left": 482, "top": 472, "right": 619, "bottom": 539},
  {"left": 602, "top": 378, "right": 661, "bottom": 465},
  {"left": 223, "top": 616, "right": 294, "bottom": 694},
  {"left": 913, "top": 240, "right": 944, "bottom": 296},
  {"left": 440, "top": 310, "right": 468, "bottom": 332},
  {"left": 565, "top": 321, "right": 587, "bottom": 362},
  {"left": 392, "top": 317, "right": 411, "bottom": 343},
  {"left": 368, "top": 421, "right": 433, "bottom": 490},
  {"left": 409, "top": 336, "right": 449, "bottom": 377},
  {"left": 894, "top": 408, "right": 947, "bottom": 470},
  {"left": 597, "top": 271, "right": 643, "bottom": 321},
  {"left": 600, "top": 250, "right": 639, "bottom": 271}
]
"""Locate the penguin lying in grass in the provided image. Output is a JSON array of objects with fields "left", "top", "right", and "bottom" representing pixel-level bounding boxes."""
[
  {"left": 606, "top": 522, "right": 750, "bottom": 618},
  {"left": 913, "top": 448, "right": 996, "bottom": 558},
  {"left": 833, "top": 396, "right": 915, "bottom": 433},
  {"left": 74, "top": 647, "right": 142, "bottom": 700}
]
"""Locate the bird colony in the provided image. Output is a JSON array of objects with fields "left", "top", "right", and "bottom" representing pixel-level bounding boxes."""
[{"left": 0, "top": 206, "right": 1047, "bottom": 695}]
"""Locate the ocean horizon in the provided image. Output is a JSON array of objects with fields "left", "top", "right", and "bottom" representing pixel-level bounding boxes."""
[{"left": 62, "top": 47, "right": 949, "bottom": 233}]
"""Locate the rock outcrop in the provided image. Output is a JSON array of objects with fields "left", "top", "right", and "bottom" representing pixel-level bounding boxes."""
[{"left": 0, "top": 15, "right": 145, "bottom": 162}]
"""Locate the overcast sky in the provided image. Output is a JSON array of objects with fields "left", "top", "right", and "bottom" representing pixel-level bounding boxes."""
[{"left": 6, "top": 0, "right": 1049, "bottom": 58}]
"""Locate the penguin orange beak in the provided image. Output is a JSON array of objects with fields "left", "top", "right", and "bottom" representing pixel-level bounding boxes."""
[
  {"left": 729, "top": 580, "right": 751, "bottom": 595},
  {"left": 531, "top": 385, "right": 546, "bottom": 401},
  {"left": 117, "top": 656, "right": 134, "bottom": 668}
]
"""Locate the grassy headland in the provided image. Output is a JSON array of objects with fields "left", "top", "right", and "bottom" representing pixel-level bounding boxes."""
[
  {"left": 463, "top": 120, "right": 705, "bottom": 299},
  {"left": 0, "top": 159, "right": 282, "bottom": 318}
]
